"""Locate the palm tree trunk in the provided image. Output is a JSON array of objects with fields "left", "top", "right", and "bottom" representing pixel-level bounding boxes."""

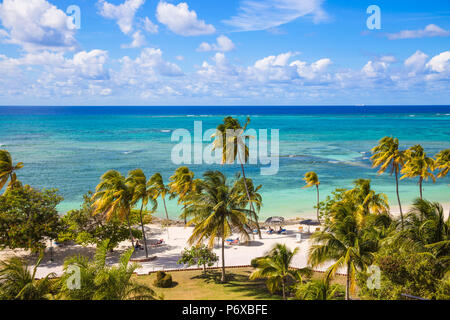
[
  {"left": 282, "top": 277, "right": 286, "bottom": 300},
  {"left": 138, "top": 202, "right": 149, "bottom": 258},
  {"left": 126, "top": 213, "right": 135, "bottom": 248},
  {"left": 221, "top": 237, "right": 226, "bottom": 282},
  {"left": 239, "top": 162, "right": 262, "bottom": 239},
  {"left": 316, "top": 184, "right": 320, "bottom": 223},
  {"left": 395, "top": 167, "right": 404, "bottom": 229},
  {"left": 183, "top": 204, "right": 187, "bottom": 225},
  {"left": 346, "top": 262, "right": 350, "bottom": 300},
  {"left": 419, "top": 177, "right": 423, "bottom": 200},
  {"left": 163, "top": 197, "right": 169, "bottom": 220}
]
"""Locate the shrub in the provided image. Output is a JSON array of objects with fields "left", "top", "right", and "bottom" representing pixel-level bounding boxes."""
[{"left": 154, "top": 271, "right": 173, "bottom": 288}]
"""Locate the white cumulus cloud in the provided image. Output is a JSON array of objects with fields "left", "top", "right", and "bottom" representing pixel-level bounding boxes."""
[
  {"left": 98, "top": 0, "right": 145, "bottom": 35},
  {"left": 197, "top": 35, "right": 235, "bottom": 52},
  {"left": 0, "top": 0, "right": 77, "bottom": 51},
  {"left": 156, "top": 2, "right": 215, "bottom": 36}
]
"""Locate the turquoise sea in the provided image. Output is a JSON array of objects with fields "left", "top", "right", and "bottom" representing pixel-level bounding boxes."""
[{"left": 0, "top": 106, "right": 449, "bottom": 219}]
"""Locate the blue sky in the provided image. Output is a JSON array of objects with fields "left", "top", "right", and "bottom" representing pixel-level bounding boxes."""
[{"left": 0, "top": 0, "right": 449, "bottom": 105}]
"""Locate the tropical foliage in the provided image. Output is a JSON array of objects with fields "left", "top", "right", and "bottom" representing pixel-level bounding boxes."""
[
  {"left": 178, "top": 245, "right": 219, "bottom": 274},
  {"left": 250, "top": 244, "right": 310, "bottom": 300},
  {"left": 0, "top": 255, "right": 56, "bottom": 300},
  {"left": 0, "top": 149, "right": 23, "bottom": 193},
  {"left": 58, "top": 192, "right": 140, "bottom": 251},
  {"left": 0, "top": 185, "right": 63, "bottom": 252},
  {"left": 59, "top": 240, "right": 158, "bottom": 300}
]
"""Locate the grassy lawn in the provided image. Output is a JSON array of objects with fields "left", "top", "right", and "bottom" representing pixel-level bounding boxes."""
[
  {"left": 135, "top": 268, "right": 282, "bottom": 300},
  {"left": 135, "top": 267, "right": 348, "bottom": 300}
]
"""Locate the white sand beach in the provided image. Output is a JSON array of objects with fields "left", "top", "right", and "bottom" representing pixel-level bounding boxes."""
[{"left": 0, "top": 221, "right": 333, "bottom": 279}]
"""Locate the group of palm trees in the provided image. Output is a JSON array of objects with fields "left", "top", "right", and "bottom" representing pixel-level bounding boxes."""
[
  {"left": 88, "top": 116, "right": 263, "bottom": 264},
  {"left": 302, "top": 138, "right": 449, "bottom": 229}
]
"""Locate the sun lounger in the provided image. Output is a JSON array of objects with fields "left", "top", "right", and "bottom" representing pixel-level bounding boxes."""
[
  {"left": 150, "top": 239, "right": 164, "bottom": 246},
  {"left": 296, "top": 233, "right": 302, "bottom": 242}
]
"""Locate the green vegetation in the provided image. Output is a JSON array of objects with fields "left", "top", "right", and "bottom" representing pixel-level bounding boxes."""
[
  {"left": 250, "top": 244, "right": 301, "bottom": 300},
  {"left": 178, "top": 245, "right": 219, "bottom": 274},
  {"left": 59, "top": 240, "right": 157, "bottom": 300},
  {"left": 58, "top": 192, "right": 140, "bottom": 251},
  {"left": 0, "top": 185, "right": 63, "bottom": 252},
  {"left": 0, "top": 149, "right": 23, "bottom": 193},
  {"left": 153, "top": 271, "right": 173, "bottom": 288},
  {"left": 0, "top": 254, "right": 56, "bottom": 300}
]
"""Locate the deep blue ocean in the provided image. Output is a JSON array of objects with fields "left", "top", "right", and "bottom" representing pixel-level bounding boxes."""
[{"left": 1, "top": 105, "right": 449, "bottom": 218}]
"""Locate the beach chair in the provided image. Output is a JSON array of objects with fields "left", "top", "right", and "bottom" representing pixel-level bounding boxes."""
[
  {"left": 298, "top": 226, "right": 304, "bottom": 233},
  {"left": 230, "top": 239, "right": 240, "bottom": 245},
  {"left": 151, "top": 239, "right": 164, "bottom": 247},
  {"left": 296, "top": 233, "right": 302, "bottom": 242}
]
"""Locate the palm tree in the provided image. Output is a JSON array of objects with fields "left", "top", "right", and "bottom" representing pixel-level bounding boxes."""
[
  {"left": 91, "top": 170, "right": 136, "bottom": 247},
  {"left": 0, "top": 255, "right": 55, "bottom": 300},
  {"left": 371, "top": 137, "right": 406, "bottom": 228},
  {"left": 233, "top": 175, "right": 263, "bottom": 234},
  {"left": 0, "top": 149, "right": 23, "bottom": 193},
  {"left": 59, "top": 240, "right": 157, "bottom": 300},
  {"left": 250, "top": 243, "right": 299, "bottom": 300},
  {"left": 302, "top": 171, "right": 320, "bottom": 222},
  {"left": 308, "top": 202, "right": 378, "bottom": 300},
  {"left": 295, "top": 273, "right": 344, "bottom": 300},
  {"left": 187, "top": 171, "right": 250, "bottom": 282},
  {"left": 344, "top": 179, "right": 389, "bottom": 226},
  {"left": 148, "top": 173, "right": 170, "bottom": 220},
  {"left": 212, "top": 116, "right": 262, "bottom": 239},
  {"left": 401, "top": 145, "right": 436, "bottom": 199},
  {"left": 127, "top": 169, "right": 157, "bottom": 259},
  {"left": 401, "top": 199, "right": 450, "bottom": 259},
  {"left": 435, "top": 149, "right": 450, "bottom": 178},
  {"left": 168, "top": 166, "right": 195, "bottom": 225}
]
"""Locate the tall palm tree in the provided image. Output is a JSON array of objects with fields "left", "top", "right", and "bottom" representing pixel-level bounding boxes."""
[
  {"left": 187, "top": 171, "right": 250, "bottom": 282},
  {"left": 233, "top": 175, "right": 263, "bottom": 234},
  {"left": 308, "top": 202, "right": 378, "bottom": 300},
  {"left": 401, "top": 145, "right": 436, "bottom": 199},
  {"left": 435, "top": 149, "right": 450, "bottom": 178},
  {"left": 0, "top": 255, "right": 55, "bottom": 300},
  {"left": 250, "top": 243, "right": 299, "bottom": 300},
  {"left": 212, "top": 116, "right": 262, "bottom": 239},
  {"left": 147, "top": 173, "right": 170, "bottom": 220},
  {"left": 0, "top": 149, "right": 23, "bottom": 193},
  {"left": 302, "top": 171, "right": 320, "bottom": 222},
  {"left": 371, "top": 137, "right": 406, "bottom": 228},
  {"left": 59, "top": 240, "right": 157, "bottom": 300},
  {"left": 127, "top": 169, "right": 157, "bottom": 259},
  {"left": 91, "top": 170, "right": 136, "bottom": 247},
  {"left": 168, "top": 166, "right": 195, "bottom": 225}
]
